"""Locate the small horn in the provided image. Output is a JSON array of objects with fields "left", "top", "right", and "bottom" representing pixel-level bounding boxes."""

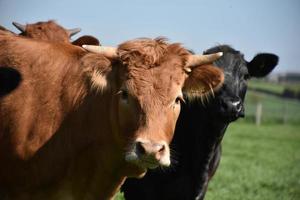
[
  {"left": 68, "top": 28, "right": 81, "bottom": 37},
  {"left": 184, "top": 68, "right": 192, "bottom": 73},
  {"left": 186, "top": 52, "right": 223, "bottom": 68},
  {"left": 12, "top": 22, "right": 26, "bottom": 32},
  {"left": 82, "top": 45, "right": 117, "bottom": 58}
]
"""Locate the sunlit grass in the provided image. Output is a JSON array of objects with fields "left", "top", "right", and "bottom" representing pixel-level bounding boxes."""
[
  {"left": 248, "top": 79, "right": 285, "bottom": 95},
  {"left": 114, "top": 192, "right": 125, "bottom": 200},
  {"left": 206, "top": 123, "right": 300, "bottom": 200}
]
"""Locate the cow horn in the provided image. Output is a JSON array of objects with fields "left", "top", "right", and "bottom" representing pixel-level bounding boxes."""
[
  {"left": 12, "top": 22, "right": 26, "bottom": 32},
  {"left": 186, "top": 52, "right": 223, "bottom": 68},
  {"left": 68, "top": 28, "right": 81, "bottom": 37},
  {"left": 82, "top": 45, "right": 118, "bottom": 58}
]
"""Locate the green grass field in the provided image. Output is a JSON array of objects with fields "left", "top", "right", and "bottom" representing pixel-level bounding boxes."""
[
  {"left": 243, "top": 90, "right": 300, "bottom": 124},
  {"left": 248, "top": 80, "right": 285, "bottom": 95},
  {"left": 248, "top": 79, "right": 300, "bottom": 95},
  {"left": 206, "top": 123, "right": 300, "bottom": 200}
]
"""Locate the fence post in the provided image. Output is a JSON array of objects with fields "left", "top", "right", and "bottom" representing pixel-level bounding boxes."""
[
  {"left": 256, "top": 102, "right": 262, "bottom": 126},
  {"left": 283, "top": 100, "right": 288, "bottom": 124}
]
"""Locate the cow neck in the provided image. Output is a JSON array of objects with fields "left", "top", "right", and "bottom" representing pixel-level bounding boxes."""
[
  {"left": 184, "top": 102, "right": 229, "bottom": 142},
  {"left": 63, "top": 143, "right": 126, "bottom": 200},
  {"left": 206, "top": 118, "right": 228, "bottom": 142},
  {"left": 178, "top": 102, "right": 229, "bottom": 165},
  {"left": 196, "top": 108, "right": 229, "bottom": 154},
  {"left": 63, "top": 88, "right": 127, "bottom": 199},
  {"left": 184, "top": 105, "right": 229, "bottom": 199},
  {"left": 65, "top": 76, "right": 148, "bottom": 199}
]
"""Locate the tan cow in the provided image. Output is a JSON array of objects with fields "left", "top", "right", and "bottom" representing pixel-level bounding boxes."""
[{"left": 0, "top": 32, "right": 224, "bottom": 199}]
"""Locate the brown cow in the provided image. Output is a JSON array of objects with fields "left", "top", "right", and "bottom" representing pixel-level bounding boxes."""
[
  {"left": 0, "top": 32, "right": 224, "bottom": 199},
  {"left": 12, "top": 20, "right": 100, "bottom": 46}
]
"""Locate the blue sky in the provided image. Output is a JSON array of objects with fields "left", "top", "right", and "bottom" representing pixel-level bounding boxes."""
[{"left": 0, "top": 0, "right": 299, "bottom": 73}]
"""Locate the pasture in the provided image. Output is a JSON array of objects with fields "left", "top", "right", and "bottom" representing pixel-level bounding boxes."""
[
  {"left": 248, "top": 79, "right": 300, "bottom": 95},
  {"left": 245, "top": 79, "right": 300, "bottom": 124},
  {"left": 244, "top": 90, "right": 300, "bottom": 124},
  {"left": 206, "top": 123, "right": 300, "bottom": 200}
]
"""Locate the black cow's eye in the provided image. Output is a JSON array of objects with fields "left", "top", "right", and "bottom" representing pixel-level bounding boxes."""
[{"left": 244, "top": 73, "right": 250, "bottom": 80}]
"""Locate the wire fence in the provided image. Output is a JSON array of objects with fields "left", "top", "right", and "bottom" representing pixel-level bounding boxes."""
[{"left": 241, "top": 90, "right": 300, "bottom": 125}]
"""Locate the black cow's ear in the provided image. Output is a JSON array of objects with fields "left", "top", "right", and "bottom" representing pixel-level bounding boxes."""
[
  {"left": 72, "top": 35, "right": 100, "bottom": 46},
  {"left": 247, "top": 53, "right": 279, "bottom": 77}
]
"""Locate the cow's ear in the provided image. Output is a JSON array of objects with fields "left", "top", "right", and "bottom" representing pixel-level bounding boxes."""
[
  {"left": 183, "top": 64, "right": 224, "bottom": 99},
  {"left": 81, "top": 53, "right": 112, "bottom": 92},
  {"left": 247, "top": 53, "right": 279, "bottom": 77},
  {"left": 72, "top": 35, "right": 100, "bottom": 46}
]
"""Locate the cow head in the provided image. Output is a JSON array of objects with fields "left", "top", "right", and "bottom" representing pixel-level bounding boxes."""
[
  {"left": 203, "top": 45, "right": 278, "bottom": 122},
  {"left": 83, "top": 38, "right": 224, "bottom": 174},
  {"left": 13, "top": 20, "right": 81, "bottom": 42},
  {"left": 12, "top": 20, "right": 100, "bottom": 46}
]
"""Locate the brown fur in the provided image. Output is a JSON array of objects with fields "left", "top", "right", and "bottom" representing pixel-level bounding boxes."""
[
  {"left": 18, "top": 20, "right": 99, "bottom": 46},
  {"left": 20, "top": 20, "right": 70, "bottom": 42},
  {"left": 0, "top": 33, "right": 223, "bottom": 199}
]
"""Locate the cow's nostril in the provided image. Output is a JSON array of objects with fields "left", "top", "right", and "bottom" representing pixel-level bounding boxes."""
[
  {"left": 232, "top": 100, "right": 243, "bottom": 112},
  {"left": 136, "top": 142, "right": 146, "bottom": 155},
  {"left": 232, "top": 100, "right": 241, "bottom": 107},
  {"left": 158, "top": 144, "right": 165, "bottom": 153}
]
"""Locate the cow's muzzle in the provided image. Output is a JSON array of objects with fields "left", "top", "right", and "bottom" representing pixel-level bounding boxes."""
[
  {"left": 125, "top": 139, "right": 170, "bottom": 169},
  {"left": 221, "top": 98, "right": 245, "bottom": 121}
]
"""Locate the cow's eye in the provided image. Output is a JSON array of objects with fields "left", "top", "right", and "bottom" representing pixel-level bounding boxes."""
[
  {"left": 175, "top": 96, "right": 185, "bottom": 105},
  {"left": 244, "top": 73, "right": 250, "bottom": 80},
  {"left": 121, "top": 90, "right": 128, "bottom": 100},
  {"left": 117, "top": 90, "right": 129, "bottom": 104}
]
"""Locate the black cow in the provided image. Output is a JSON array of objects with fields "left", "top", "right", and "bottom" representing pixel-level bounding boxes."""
[{"left": 122, "top": 45, "right": 279, "bottom": 200}]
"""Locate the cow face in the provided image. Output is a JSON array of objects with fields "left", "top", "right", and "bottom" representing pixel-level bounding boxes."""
[
  {"left": 203, "top": 45, "right": 278, "bottom": 122},
  {"left": 84, "top": 38, "right": 224, "bottom": 173},
  {"left": 115, "top": 39, "right": 224, "bottom": 172},
  {"left": 13, "top": 21, "right": 100, "bottom": 47},
  {"left": 115, "top": 60, "right": 186, "bottom": 170}
]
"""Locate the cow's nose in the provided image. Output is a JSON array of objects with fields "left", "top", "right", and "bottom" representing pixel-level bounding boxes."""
[
  {"left": 135, "top": 141, "right": 166, "bottom": 160},
  {"left": 222, "top": 98, "right": 243, "bottom": 117},
  {"left": 127, "top": 140, "right": 171, "bottom": 168},
  {"left": 232, "top": 100, "right": 242, "bottom": 112}
]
